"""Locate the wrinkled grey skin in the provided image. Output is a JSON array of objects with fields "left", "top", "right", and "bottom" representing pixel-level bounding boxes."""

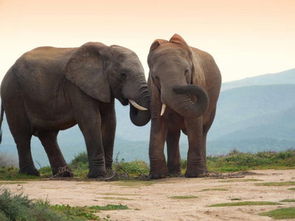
[
  {"left": 0, "top": 42, "right": 150, "bottom": 178},
  {"left": 148, "top": 34, "right": 221, "bottom": 179}
]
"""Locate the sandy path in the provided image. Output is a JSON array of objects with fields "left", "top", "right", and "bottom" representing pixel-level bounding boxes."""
[{"left": 1, "top": 169, "right": 295, "bottom": 221}]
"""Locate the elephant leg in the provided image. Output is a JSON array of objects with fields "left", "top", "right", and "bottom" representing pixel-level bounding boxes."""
[
  {"left": 149, "top": 118, "right": 168, "bottom": 179},
  {"left": 184, "top": 118, "right": 207, "bottom": 178},
  {"left": 3, "top": 100, "right": 39, "bottom": 176},
  {"left": 101, "top": 102, "right": 116, "bottom": 171},
  {"left": 201, "top": 108, "right": 217, "bottom": 169},
  {"left": 166, "top": 128, "right": 181, "bottom": 176},
  {"left": 16, "top": 135, "right": 39, "bottom": 176},
  {"left": 78, "top": 112, "right": 106, "bottom": 178},
  {"left": 38, "top": 131, "right": 73, "bottom": 177}
]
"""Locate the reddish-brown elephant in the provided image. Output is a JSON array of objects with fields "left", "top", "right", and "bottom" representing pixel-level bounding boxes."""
[{"left": 148, "top": 34, "right": 221, "bottom": 178}]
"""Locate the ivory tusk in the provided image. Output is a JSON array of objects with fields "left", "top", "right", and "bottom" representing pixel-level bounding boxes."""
[
  {"left": 160, "top": 104, "right": 166, "bottom": 116},
  {"left": 129, "top": 100, "right": 148, "bottom": 111}
]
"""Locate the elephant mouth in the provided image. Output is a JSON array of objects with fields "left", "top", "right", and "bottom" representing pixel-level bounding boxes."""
[{"left": 119, "top": 98, "right": 129, "bottom": 106}]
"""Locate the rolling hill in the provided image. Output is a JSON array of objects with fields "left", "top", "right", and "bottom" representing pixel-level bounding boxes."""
[{"left": 1, "top": 68, "right": 295, "bottom": 166}]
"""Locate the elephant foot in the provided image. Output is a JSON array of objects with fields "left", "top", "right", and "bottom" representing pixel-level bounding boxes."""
[
  {"left": 150, "top": 168, "right": 168, "bottom": 179},
  {"left": 87, "top": 167, "right": 106, "bottom": 178},
  {"left": 185, "top": 168, "right": 208, "bottom": 178},
  {"left": 150, "top": 160, "right": 168, "bottom": 179},
  {"left": 19, "top": 166, "right": 40, "bottom": 176},
  {"left": 53, "top": 166, "right": 73, "bottom": 177}
]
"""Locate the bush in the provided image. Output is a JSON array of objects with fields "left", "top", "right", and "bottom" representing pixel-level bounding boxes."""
[{"left": 0, "top": 188, "right": 103, "bottom": 221}]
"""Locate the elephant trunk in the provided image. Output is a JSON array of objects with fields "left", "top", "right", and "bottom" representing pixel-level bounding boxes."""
[
  {"left": 129, "top": 87, "right": 151, "bottom": 126},
  {"left": 163, "top": 85, "right": 209, "bottom": 118}
]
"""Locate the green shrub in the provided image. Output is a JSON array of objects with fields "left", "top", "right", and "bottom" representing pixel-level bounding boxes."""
[
  {"left": 113, "top": 160, "right": 149, "bottom": 177},
  {"left": 0, "top": 188, "right": 96, "bottom": 221}
]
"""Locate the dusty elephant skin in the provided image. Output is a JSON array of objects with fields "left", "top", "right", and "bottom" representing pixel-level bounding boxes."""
[
  {"left": 148, "top": 34, "right": 221, "bottom": 179},
  {"left": 0, "top": 42, "right": 150, "bottom": 178}
]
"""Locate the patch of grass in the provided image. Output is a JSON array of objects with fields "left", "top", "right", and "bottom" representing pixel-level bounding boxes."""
[
  {"left": 50, "top": 204, "right": 100, "bottom": 220},
  {"left": 0, "top": 181, "right": 27, "bottom": 184},
  {"left": 256, "top": 181, "right": 295, "bottom": 186},
  {"left": 260, "top": 207, "right": 295, "bottom": 219},
  {"left": 280, "top": 199, "right": 295, "bottom": 202},
  {"left": 0, "top": 167, "right": 40, "bottom": 181},
  {"left": 113, "top": 160, "right": 149, "bottom": 178},
  {"left": 207, "top": 150, "right": 295, "bottom": 172},
  {"left": 200, "top": 188, "right": 228, "bottom": 191},
  {"left": 169, "top": 195, "right": 198, "bottom": 199},
  {"left": 89, "top": 204, "right": 128, "bottom": 210},
  {"left": 209, "top": 201, "right": 281, "bottom": 207},
  {"left": 289, "top": 188, "right": 295, "bottom": 191},
  {"left": 101, "top": 197, "right": 132, "bottom": 201},
  {"left": 230, "top": 198, "right": 242, "bottom": 201}
]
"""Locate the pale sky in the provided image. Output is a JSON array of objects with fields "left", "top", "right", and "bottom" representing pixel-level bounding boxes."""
[{"left": 0, "top": 0, "right": 294, "bottom": 82}]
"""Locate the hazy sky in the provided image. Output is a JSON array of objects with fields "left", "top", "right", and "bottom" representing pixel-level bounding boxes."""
[{"left": 1, "top": 0, "right": 294, "bottom": 82}]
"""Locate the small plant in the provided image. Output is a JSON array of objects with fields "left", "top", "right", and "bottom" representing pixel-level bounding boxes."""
[
  {"left": 260, "top": 207, "right": 295, "bottom": 219},
  {"left": 89, "top": 204, "right": 128, "bottom": 210},
  {"left": 209, "top": 201, "right": 281, "bottom": 207},
  {"left": 256, "top": 181, "right": 295, "bottom": 186},
  {"left": 169, "top": 195, "right": 198, "bottom": 199},
  {"left": 280, "top": 199, "right": 295, "bottom": 202},
  {"left": 200, "top": 188, "right": 228, "bottom": 191}
]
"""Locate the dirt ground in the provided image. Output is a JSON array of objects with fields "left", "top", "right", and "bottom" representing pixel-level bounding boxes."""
[{"left": 1, "top": 169, "right": 295, "bottom": 221}]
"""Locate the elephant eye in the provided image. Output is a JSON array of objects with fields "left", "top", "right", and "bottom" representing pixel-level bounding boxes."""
[{"left": 120, "top": 73, "right": 127, "bottom": 80}]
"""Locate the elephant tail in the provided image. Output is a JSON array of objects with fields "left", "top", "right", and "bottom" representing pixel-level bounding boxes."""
[{"left": 0, "top": 102, "right": 4, "bottom": 144}]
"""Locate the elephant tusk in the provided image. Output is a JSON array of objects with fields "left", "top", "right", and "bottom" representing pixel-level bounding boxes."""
[
  {"left": 129, "top": 100, "right": 148, "bottom": 111},
  {"left": 160, "top": 104, "right": 166, "bottom": 116}
]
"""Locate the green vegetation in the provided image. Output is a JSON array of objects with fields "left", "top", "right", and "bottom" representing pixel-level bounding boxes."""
[
  {"left": 230, "top": 198, "right": 242, "bottom": 201},
  {"left": 288, "top": 188, "right": 295, "bottom": 191},
  {"left": 0, "top": 167, "right": 41, "bottom": 181},
  {"left": 256, "top": 181, "right": 295, "bottom": 186},
  {"left": 200, "top": 188, "right": 228, "bottom": 191},
  {"left": 1, "top": 150, "right": 294, "bottom": 180},
  {"left": 169, "top": 195, "right": 198, "bottom": 199},
  {"left": 89, "top": 204, "right": 128, "bottom": 210},
  {"left": 280, "top": 199, "right": 295, "bottom": 202},
  {"left": 0, "top": 188, "right": 128, "bottom": 220},
  {"left": 209, "top": 201, "right": 281, "bottom": 207},
  {"left": 260, "top": 207, "right": 295, "bottom": 219},
  {"left": 207, "top": 150, "right": 295, "bottom": 172}
]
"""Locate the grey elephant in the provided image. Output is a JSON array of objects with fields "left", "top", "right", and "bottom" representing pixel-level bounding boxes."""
[
  {"left": 0, "top": 42, "right": 150, "bottom": 178},
  {"left": 148, "top": 34, "right": 221, "bottom": 178}
]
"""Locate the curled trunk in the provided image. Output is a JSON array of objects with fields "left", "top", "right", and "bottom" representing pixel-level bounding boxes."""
[
  {"left": 129, "top": 90, "right": 151, "bottom": 126},
  {"left": 169, "top": 85, "right": 209, "bottom": 118}
]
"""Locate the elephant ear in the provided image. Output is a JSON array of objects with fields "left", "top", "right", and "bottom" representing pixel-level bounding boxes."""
[
  {"left": 149, "top": 39, "right": 167, "bottom": 52},
  {"left": 65, "top": 42, "right": 111, "bottom": 103},
  {"left": 169, "top": 33, "right": 190, "bottom": 48}
]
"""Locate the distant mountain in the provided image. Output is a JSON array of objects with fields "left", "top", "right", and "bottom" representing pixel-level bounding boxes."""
[
  {"left": 1, "top": 68, "right": 295, "bottom": 167},
  {"left": 222, "top": 68, "right": 295, "bottom": 91}
]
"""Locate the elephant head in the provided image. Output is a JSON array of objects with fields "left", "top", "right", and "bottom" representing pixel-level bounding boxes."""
[
  {"left": 148, "top": 34, "right": 209, "bottom": 118},
  {"left": 65, "top": 42, "right": 150, "bottom": 126}
]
